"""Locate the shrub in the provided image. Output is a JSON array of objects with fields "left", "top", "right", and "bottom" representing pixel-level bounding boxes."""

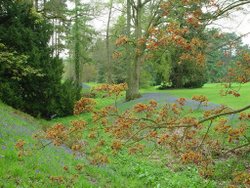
[{"left": 56, "top": 80, "right": 81, "bottom": 118}]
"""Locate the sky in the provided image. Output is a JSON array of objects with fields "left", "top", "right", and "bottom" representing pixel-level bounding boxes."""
[
  {"left": 211, "top": 8, "right": 250, "bottom": 45},
  {"left": 92, "top": 4, "right": 250, "bottom": 45},
  {"left": 67, "top": 1, "right": 250, "bottom": 45}
]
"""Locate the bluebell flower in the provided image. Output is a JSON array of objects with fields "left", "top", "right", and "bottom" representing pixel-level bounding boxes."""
[{"left": 1, "top": 145, "right": 6, "bottom": 150}]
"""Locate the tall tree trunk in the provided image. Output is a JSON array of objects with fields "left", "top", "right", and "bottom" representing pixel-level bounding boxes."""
[
  {"left": 74, "top": 0, "right": 80, "bottom": 86},
  {"left": 34, "top": 0, "right": 38, "bottom": 11},
  {"left": 126, "top": 0, "right": 142, "bottom": 101},
  {"left": 56, "top": 20, "right": 60, "bottom": 56},
  {"left": 106, "top": 0, "right": 114, "bottom": 83},
  {"left": 52, "top": 19, "right": 55, "bottom": 56},
  {"left": 126, "top": 0, "right": 132, "bottom": 100}
]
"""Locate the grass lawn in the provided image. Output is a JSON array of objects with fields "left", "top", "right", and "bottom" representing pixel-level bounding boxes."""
[
  {"left": 141, "top": 83, "right": 250, "bottom": 109},
  {"left": 1, "top": 82, "right": 249, "bottom": 187},
  {"left": 0, "top": 101, "right": 218, "bottom": 188}
]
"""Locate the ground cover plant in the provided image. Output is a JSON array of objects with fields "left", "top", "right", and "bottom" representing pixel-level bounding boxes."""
[
  {"left": 2, "top": 82, "right": 247, "bottom": 187},
  {"left": 1, "top": 95, "right": 221, "bottom": 188}
]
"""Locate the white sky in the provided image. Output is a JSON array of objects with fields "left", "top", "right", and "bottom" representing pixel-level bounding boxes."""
[
  {"left": 211, "top": 9, "right": 250, "bottom": 45},
  {"left": 68, "top": 1, "right": 250, "bottom": 44}
]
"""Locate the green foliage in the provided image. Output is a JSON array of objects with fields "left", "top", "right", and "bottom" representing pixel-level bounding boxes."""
[
  {"left": 65, "top": 1, "right": 96, "bottom": 85},
  {"left": 81, "top": 63, "right": 97, "bottom": 82},
  {"left": 92, "top": 37, "right": 127, "bottom": 84},
  {"left": 139, "top": 67, "right": 154, "bottom": 88},
  {"left": 57, "top": 80, "right": 81, "bottom": 117},
  {"left": 170, "top": 62, "right": 207, "bottom": 88},
  {"left": 0, "top": 99, "right": 218, "bottom": 188},
  {"left": 0, "top": 82, "right": 24, "bottom": 109},
  {"left": 205, "top": 29, "right": 242, "bottom": 83},
  {"left": 0, "top": 1, "right": 80, "bottom": 119}
]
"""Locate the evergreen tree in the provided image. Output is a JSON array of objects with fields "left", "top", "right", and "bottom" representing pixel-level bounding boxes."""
[{"left": 0, "top": 0, "right": 80, "bottom": 118}]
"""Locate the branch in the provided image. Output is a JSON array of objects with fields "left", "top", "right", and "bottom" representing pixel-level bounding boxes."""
[
  {"left": 36, "top": 128, "right": 79, "bottom": 150},
  {"left": 197, "top": 120, "right": 213, "bottom": 149},
  {"left": 142, "top": 0, "right": 152, "bottom": 6},
  {"left": 129, "top": 0, "right": 137, "bottom": 10},
  {"left": 198, "top": 104, "right": 250, "bottom": 124},
  {"left": 225, "top": 142, "right": 250, "bottom": 154},
  {"left": 207, "top": 32, "right": 250, "bottom": 55},
  {"left": 135, "top": 104, "right": 250, "bottom": 130},
  {"left": 212, "top": 0, "right": 250, "bottom": 19}
]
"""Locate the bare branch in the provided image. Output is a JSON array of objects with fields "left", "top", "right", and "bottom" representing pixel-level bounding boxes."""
[{"left": 212, "top": 0, "right": 250, "bottom": 19}]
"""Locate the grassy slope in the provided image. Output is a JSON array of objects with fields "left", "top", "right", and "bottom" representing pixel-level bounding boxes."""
[
  {"left": 141, "top": 83, "right": 250, "bottom": 109},
  {"left": 0, "top": 101, "right": 217, "bottom": 188},
  {"left": 0, "top": 102, "right": 96, "bottom": 187},
  {"left": 1, "top": 83, "right": 249, "bottom": 187}
]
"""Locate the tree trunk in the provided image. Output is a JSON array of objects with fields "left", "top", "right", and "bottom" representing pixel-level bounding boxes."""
[
  {"left": 106, "top": 0, "right": 114, "bottom": 84},
  {"left": 126, "top": 0, "right": 142, "bottom": 101},
  {"left": 34, "top": 0, "right": 38, "bottom": 11},
  {"left": 52, "top": 19, "right": 55, "bottom": 56},
  {"left": 74, "top": 0, "right": 80, "bottom": 86}
]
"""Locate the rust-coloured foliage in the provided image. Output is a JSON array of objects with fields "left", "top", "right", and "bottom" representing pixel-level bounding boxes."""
[
  {"left": 15, "top": 139, "right": 25, "bottom": 150},
  {"left": 93, "top": 83, "right": 128, "bottom": 97},
  {"left": 74, "top": 98, "right": 96, "bottom": 115},
  {"left": 232, "top": 171, "right": 250, "bottom": 187},
  {"left": 15, "top": 139, "right": 26, "bottom": 158},
  {"left": 192, "top": 95, "right": 208, "bottom": 105},
  {"left": 115, "top": 35, "right": 128, "bottom": 46},
  {"left": 27, "top": 81, "right": 249, "bottom": 187}
]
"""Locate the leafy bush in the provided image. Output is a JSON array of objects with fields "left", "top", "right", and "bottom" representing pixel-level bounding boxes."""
[
  {"left": 57, "top": 80, "right": 81, "bottom": 117},
  {"left": 0, "top": 82, "right": 24, "bottom": 109},
  {"left": 170, "top": 62, "right": 207, "bottom": 88}
]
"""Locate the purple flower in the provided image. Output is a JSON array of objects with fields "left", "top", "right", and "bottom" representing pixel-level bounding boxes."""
[{"left": 1, "top": 145, "right": 6, "bottom": 150}]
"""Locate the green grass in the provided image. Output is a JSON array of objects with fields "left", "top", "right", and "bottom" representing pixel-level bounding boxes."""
[
  {"left": 141, "top": 83, "right": 250, "bottom": 109},
  {"left": 1, "top": 82, "right": 249, "bottom": 187},
  {"left": 0, "top": 100, "right": 219, "bottom": 188}
]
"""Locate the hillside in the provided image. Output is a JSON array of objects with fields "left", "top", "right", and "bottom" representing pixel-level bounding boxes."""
[{"left": 0, "top": 101, "right": 219, "bottom": 188}]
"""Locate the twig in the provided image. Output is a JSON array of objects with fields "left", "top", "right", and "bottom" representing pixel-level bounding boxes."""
[
  {"left": 225, "top": 142, "right": 250, "bottom": 154},
  {"left": 198, "top": 104, "right": 250, "bottom": 124},
  {"left": 197, "top": 120, "right": 213, "bottom": 149}
]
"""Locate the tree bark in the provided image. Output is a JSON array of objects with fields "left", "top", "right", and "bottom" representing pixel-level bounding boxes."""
[
  {"left": 106, "top": 0, "right": 114, "bottom": 84},
  {"left": 34, "top": 0, "right": 38, "bottom": 11},
  {"left": 126, "top": 0, "right": 143, "bottom": 101},
  {"left": 74, "top": 0, "right": 80, "bottom": 86}
]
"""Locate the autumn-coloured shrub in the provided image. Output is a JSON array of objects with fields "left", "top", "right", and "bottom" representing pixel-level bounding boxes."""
[
  {"left": 89, "top": 84, "right": 249, "bottom": 186},
  {"left": 73, "top": 98, "right": 96, "bottom": 115},
  {"left": 23, "top": 83, "right": 249, "bottom": 187}
]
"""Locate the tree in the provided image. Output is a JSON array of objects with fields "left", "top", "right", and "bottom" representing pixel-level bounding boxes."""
[
  {"left": 205, "top": 29, "right": 246, "bottom": 83},
  {"left": 64, "top": 0, "right": 96, "bottom": 86},
  {"left": 92, "top": 12, "right": 128, "bottom": 84},
  {"left": 115, "top": 0, "right": 250, "bottom": 100},
  {"left": 106, "top": 0, "right": 114, "bottom": 83},
  {"left": 44, "top": 0, "right": 69, "bottom": 56},
  {"left": 0, "top": 0, "right": 80, "bottom": 118}
]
